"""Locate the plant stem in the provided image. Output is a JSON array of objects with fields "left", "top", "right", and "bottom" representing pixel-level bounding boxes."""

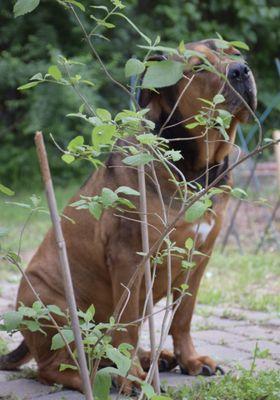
[{"left": 137, "top": 162, "right": 161, "bottom": 394}]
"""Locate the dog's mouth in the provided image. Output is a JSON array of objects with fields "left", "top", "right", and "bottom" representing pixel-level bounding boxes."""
[{"left": 223, "top": 62, "right": 257, "bottom": 121}]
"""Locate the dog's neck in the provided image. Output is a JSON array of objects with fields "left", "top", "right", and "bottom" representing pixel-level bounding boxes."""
[{"left": 155, "top": 110, "right": 231, "bottom": 187}]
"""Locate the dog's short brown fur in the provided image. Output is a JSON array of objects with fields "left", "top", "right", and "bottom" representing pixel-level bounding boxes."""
[{"left": 0, "top": 39, "right": 256, "bottom": 393}]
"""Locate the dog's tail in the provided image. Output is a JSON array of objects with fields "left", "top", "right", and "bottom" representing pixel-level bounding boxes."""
[{"left": 0, "top": 340, "right": 31, "bottom": 370}]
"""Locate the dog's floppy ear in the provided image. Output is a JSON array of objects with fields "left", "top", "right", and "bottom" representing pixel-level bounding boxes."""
[{"left": 138, "top": 54, "right": 166, "bottom": 109}]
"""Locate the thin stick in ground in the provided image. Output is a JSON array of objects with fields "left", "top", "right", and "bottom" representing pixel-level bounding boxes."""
[
  {"left": 34, "top": 131, "right": 93, "bottom": 400},
  {"left": 137, "top": 162, "right": 161, "bottom": 394}
]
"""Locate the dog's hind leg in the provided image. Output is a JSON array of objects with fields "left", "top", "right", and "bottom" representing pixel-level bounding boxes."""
[
  {"left": 37, "top": 349, "right": 83, "bottom": 392},
  {"left": 0, "top": 340, "right": 32, "bottom": 370}
]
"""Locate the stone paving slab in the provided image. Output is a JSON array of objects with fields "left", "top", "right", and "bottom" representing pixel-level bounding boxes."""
[
  {"left": 34, "top": 390, "right": 85, "bottom": 400},
  {"left": 235, "top": 339, "right": 280, "bottom": 357},
  {"left": 0, "top": 371, "right": 12, "bottom": 383},
  {"left": 193, "top": 329, "right": 247, "bottom": 345},
  {"left": 228, "top": 357, "right": 280, "bottom": 371},
  {"left": 0, "top": 378, "right": 54, "bottom": 398},
  {"left": 195, "top": 344, "right": 251, "bottom": 363},
  {"left": 223, "top": 324, "right": 277, "bottom": 341}
]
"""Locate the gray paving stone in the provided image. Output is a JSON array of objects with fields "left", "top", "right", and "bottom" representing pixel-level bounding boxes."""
[
  {"left": 223, "top": 324, "right": 277, "bottom": 341},
  {"left": 195, "top": 344, "right": 251, "bottom": 362},
  {"left": 160, "top": 370, "right": 220, "bottom": 388},
  {"left": 235, "top": 339, "right": 280, "bottom": 357},
  {"left": 34, "top": 390, "right": 85, "bottom": 400},
  {"left": 0, "top": 378, "right": 54, "bottom": 398},
  {"left": 209, "top": 306, "right": 277, "bottom": 323},
  {"left": 193, "top": 330, "right": 246, "bottom": 346},
  {"left": 229, "top": 357, "right": 280, "bottom": 371},
  {"left": 0, "top": 371, "right": 12, "bottom": 382},
  {"left": 263, "top": 318, "right": 280, "bottom": 328},
  {"left": 205, "top": 316, "right": 249, "bottom": 329}
]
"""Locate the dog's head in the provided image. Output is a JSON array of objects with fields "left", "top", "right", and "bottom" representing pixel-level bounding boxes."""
[{"left": 139, "top": 38, "right": 257, "bottom": 167}]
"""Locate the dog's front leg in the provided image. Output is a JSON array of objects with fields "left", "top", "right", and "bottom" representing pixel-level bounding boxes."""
[
  {"left": 170, "top": 255, "right": 221, "bottom": 376},
  {"left": 108, "top": 252, "right": 146, "bottom": 394}
]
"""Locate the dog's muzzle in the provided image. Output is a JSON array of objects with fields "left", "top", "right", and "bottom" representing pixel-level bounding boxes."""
[{"left": 227, "top": 62, "right": 257, "bottom": 112}]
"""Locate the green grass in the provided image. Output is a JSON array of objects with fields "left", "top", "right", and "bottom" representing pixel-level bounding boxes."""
[
  {"left": 0, "top": 185, "right": 79, "bottom": 277},
  {"left": 0, "top": 185, "right": 78, "bottom": 251},
  {"left": 167, "top": 369, "right": 280, "bottom": 400},
  {"left": 0, "top": 337, "right": 8, "bottom": 356},
  {"left": 199, "top": 251, "right": 280, "bottom": 313}
]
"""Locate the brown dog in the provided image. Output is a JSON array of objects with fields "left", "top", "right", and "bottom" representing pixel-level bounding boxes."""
[{"left": 0, "top": 39, "right": 256, "bottom": 393}]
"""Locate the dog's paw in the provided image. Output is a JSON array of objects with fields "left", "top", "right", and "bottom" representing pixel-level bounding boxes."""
[
  {"left": 114, "top": 366, "right": 147, "bottom": 395},
  {"left": 179, "top": 355, "right": 224, "bottom": 376},
  {"left": 140, "top": 349, "right": 178, "bottom": 372}
]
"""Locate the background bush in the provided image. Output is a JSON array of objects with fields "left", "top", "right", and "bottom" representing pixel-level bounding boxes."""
[{"left": 1, "top": 0, "right": 279, "bottom": 189}]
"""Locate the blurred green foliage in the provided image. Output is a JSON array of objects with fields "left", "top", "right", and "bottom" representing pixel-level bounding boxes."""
[{"left": 1, "top": 0, "right": 279, "bottom": 189}]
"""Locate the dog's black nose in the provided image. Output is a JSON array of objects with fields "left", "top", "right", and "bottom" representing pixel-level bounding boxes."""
[{"left": 228, "top": 63, "right": 250, "bottom": 81}]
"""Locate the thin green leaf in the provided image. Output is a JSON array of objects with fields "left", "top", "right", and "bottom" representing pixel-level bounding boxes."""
[
  {"left": 185, "top": 122, "right": 200, "bottom": 130},
  {"left": 65, "top": 0, "right": 85, "bottom": 12},
  {"left": 106, "top": 347, "right": 131, "bottom": 376},
  {"left": 48, "top": 65, "right": 62, "bottom": 81},
  {"left": 230, "top": 41, "right": 250, "bottom": 51},
  {"left": 213, "top": 94, "right": 225, "bottom": 105},
  {"left": 185, "top": 237, "right": 194, "bottom": 251},
  {"left": 14, "top": 0, "right": 40, "bottom": 17},
  {"left": 51, "top": 329, "right": 74, "bottom": 350},
  {"left": 123, "top": 153, "right": 154, "bottom": 167},
  {"left": 18, "top": 81, "right": 40, "bottom": 90},
  {"left": 0, "top": 183, "right": 14, "bottom": 196},
  {"left": 67, "top": 135, "right": 84, "bottom": 150},
  {"left": 2, "top": 311, "right": 23, "bottom": 331},
  {"left": 184, "top": 200, "right": 208, "bottom": 223},
  {"left": 89, "top": 202, "right": 103, "bottom": 220},
  {"left": 93, "top": 370, "right": 111, "bottom": 400},
  {"left": 62, "top": 154, "right": 75, "bottom": 164},
  {"left": 142, "top": 61, "right": 184, "bottom": 88},
  {"left": 47, "top": 305, "right": 66, "bottom": 317},
  {"left": 96, "top": 108, "right": 111, "bottom": 122},
  {"left": 59, "top": 363, "right": 78, "bottom": 372},
  {"left": 101, "top": 188, "right": 118, "bottom": 207},
  {"left": 115, "top": 186, "right": 140, "bottom": 196},
  {"left": 125, "top": 58, "right": 145, "bottom": 78}
]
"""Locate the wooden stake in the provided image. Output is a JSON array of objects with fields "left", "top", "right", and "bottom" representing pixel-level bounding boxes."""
[
  {"left": 137, "top": 163, "right": 161, "bottom": 394},
  {"left": 34, "top": 132, "right": 93, "bottom": 400}
]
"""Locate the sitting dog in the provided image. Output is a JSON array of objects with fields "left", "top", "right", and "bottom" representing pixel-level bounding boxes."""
[{"left": 0, "top": 39, "right": 256, "bottom": 393}]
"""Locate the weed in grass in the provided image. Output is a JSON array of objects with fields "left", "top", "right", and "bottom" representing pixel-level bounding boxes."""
[
  {"left": 195, "top": 307, "right": 214, "bottom": 318},
  {"left": 221, "top": 310, "right": 246, "bottom": 321},
  {"left": 7, "top": 367, "right": 37, "bottom": 381},
  {"left": 255, "top": 347, "right": 272, "bottom": 359},
  {"left": 193, "top": 322, "right": 217, "bottom": 331},
  {"left": 218, "top": 339, "right": 228, "bottom": 346},
  {"left": 0, "top": 337, "right": 8, "bottom": 355}
]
